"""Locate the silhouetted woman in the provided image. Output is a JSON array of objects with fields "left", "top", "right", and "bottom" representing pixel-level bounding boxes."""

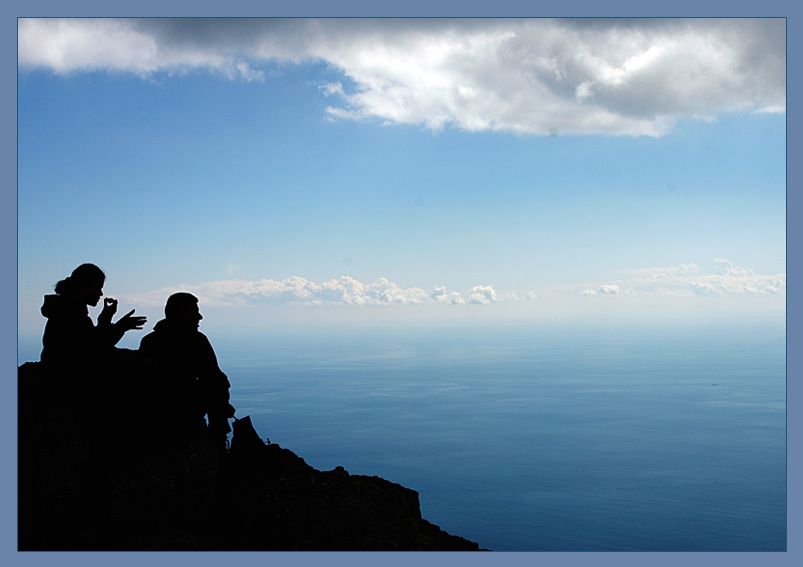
[
  {"left": 40, "top": 263, "right": 146, "bottom": 369},
  {"left": 31, "top": 265, "right": 148, "bottom": 517}
]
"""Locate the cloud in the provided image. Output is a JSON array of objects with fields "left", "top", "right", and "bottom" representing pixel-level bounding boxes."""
[
  {"left": 18, "top": 18, "right": 785, "bottom": 137},
  {"left": 582, "top": 284, "right": 636, "bottom": 296},
  {"left": 581, "top": 259, "right": 785, "bottom": 298},
  {"left": 713, "top": 257, "right": 754, "bottom": 277},
  {"left": 118, "top": 260, "right": 782, "bottom": 312},
  {"left": 222, "top": 275, "right": 431, "bottom": 306},
  {"left": 431, "top": 285, "right": 466, "bottom": 305},
  {"left": 466, "top": 285, "right": 497, "bottom": 304},
  {"left": 120, "top": 276, "right": 499, "bottom": 308}
]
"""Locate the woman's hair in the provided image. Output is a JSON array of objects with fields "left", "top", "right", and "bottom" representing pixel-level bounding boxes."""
[{"left": 54, "top": 264, "right": 106, "bottom": 296}]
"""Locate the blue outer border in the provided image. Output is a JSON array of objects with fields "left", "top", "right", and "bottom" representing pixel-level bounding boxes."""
[{"left": 4, "top": 2, "right": 798, "bottom": 567}]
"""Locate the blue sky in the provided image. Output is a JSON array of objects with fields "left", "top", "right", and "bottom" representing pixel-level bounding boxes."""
[{"left": 16, "top": 17, "right": 786, "bottom": 339}]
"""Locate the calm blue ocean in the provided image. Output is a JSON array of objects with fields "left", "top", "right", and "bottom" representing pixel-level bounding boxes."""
[{"left": 17, "top": 323, "right": 787, "bottom": 551}]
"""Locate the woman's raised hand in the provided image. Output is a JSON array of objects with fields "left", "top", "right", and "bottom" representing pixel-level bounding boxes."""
[
  {"left": 98, "top": 297, "right": 118, "bottom": 325},
  {"left": 117, "top": 309, "right": 147, "bottom": 331}
]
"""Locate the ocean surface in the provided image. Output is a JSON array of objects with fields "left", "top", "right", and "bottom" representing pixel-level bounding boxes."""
[{"left": 17, "top": 323, "right": 787, "bottom": 551}]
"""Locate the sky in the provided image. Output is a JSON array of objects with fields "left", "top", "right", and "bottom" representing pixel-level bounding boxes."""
[{"left": 16, "top": 17, "right": 787, "bottom": 340}]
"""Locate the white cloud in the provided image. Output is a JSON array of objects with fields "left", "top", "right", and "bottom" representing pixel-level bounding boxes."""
[
  {"left": 18, "top": 18, "right": 785, "bottom": 137},
  {"left": 581, "top": 284, "right": 636, "bottom": 296},
  {"left": 431, "top": 285, "right": 466, "bottom": 305},
  {"left": 713, "top": 257, "right": 754, "bottom": 277},
  {"left": 120, "top": 276, "right": 499, "bottom": 308},
  {"left": 581, "top": 259, "right": 785, "bottom": 298},
  {"left": 467, "top": 285, "right": 497, "bottom": 304},
  {"left": 227, "top": 275, "right": 433, "bottom": 306},
  {"left": 115, "top": 259, "right": 783, "bottom": 315}
]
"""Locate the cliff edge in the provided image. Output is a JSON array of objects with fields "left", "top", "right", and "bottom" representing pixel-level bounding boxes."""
[{"left": 17, "top": 361, "right": 482, "bottom": 551}]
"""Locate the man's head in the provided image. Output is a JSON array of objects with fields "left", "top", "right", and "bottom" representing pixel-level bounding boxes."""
[{"left": 165, "top": 292, "right": 203, "bottom": 328}]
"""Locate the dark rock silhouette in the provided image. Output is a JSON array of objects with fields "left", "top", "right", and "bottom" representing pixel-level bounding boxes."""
[{"left": 18, "top": 362, "right": 482, "bottom": 551}]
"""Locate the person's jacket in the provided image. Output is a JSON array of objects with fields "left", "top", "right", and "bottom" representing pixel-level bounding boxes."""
[
  {"left": 139, "top": 319, "right": 232, "bottom": 423},
  {"left": 40, "top": 293, "right": 124, "bottom": 368}
]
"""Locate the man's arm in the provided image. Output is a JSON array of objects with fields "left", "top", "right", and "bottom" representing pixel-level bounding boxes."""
[{"left": 197, "top": 334, "right": 234, "bottom": 415}]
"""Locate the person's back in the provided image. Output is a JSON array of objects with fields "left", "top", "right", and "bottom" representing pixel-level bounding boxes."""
[
  {"left": 139, "top": 293, "right": 234, "bottom": 451},
  {"left": 40, "top": 292, "right": 102, "bottom": 368}
]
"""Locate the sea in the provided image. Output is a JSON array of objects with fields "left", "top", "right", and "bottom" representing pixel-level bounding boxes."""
[{"left": 17, "top": 322, "right": 787, "bottom": 551}]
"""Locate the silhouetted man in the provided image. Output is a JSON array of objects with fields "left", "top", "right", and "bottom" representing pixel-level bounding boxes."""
[{"left": 139, "top": 292, "right": 235, "bottom": 452}]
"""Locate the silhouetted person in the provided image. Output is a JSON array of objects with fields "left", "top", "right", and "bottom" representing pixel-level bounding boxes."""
[
  {"left": 40, "top": 263, "right": 146, "bottom": 369},
  {"left": 139, "top": 292, "right": 235, "bottom": 452},
  {"left": 33, "top": 263, "right": 149, "bottom": 488}
]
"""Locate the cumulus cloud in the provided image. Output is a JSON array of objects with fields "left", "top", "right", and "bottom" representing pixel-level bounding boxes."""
[
  {"left": 581, "top": 259, "right": 785, "bottom": 298},
  {"left": 582, "top": 284, "right": 637, "bottom": 296},
  {"left": 431, "top": 285, "right": 466, "bottom": 305},
  {"left": 118, "top": 259, "right": 782, "bottom": 311},
  {"left": 713, "top": 257, "right": 754, "bottom": 277},
  {"left": 467, "top": 285, "right": 498, "bottom": 304},
  {"left": 18, "top": 18, "right": 785, "bottom": 137},
  {"left": 120, "top": 275, "right": 501, "bottom": 308}
]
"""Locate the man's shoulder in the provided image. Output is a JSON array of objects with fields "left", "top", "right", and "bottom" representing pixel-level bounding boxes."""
[
  {"left": 195, "top": 331, "right": 215, "bottom": 347},
  {"left": 138, "top": 320, "right": 175, "bottom": 348},
  {"left": 138, "top": 329, "right": 159, "bottom": 352},
  {"left": 143, "top": 326, "right": 210, "bottom": 345}
]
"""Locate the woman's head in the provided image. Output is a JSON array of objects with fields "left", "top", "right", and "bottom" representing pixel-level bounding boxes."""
[{"left": 55, "top": 264, "right": 106, "bottom": 306}]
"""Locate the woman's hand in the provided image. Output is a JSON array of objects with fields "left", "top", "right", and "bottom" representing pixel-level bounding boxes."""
[
  {"left": 98, "top": 297, "right": 118, "bottom": 325},
  {"left": 116, "top": 309, "right": 147, "bottom": 332}
]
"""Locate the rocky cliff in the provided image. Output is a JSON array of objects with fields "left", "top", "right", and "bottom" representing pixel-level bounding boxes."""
[{"left": 17, "top": 361, "right": 482, "bottom": 551}]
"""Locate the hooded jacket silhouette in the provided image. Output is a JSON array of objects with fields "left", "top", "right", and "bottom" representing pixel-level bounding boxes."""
[
  {"left": 139, "top": 317, "right": 233, "bottom": 444},
  {"left": 40, "top": 293, "right": 127, "bottom": 368}
]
